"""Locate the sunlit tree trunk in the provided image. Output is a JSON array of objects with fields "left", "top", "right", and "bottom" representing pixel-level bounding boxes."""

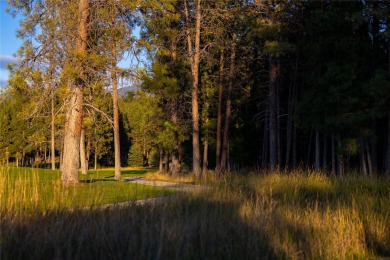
[
  {"left": 94, "top": 143, "right": 98, "bottom": 170},
  {"left": 159, "top": 145, "right": 163, "bottom": 172},
  {"left": 51, "top": 77, "right": 56, "bottom": 170},
  {"left": 80, "top": 128, "right": 87, "bottom": 175},
  {"left": 164, "top": 151, "right": 169, "bottom": 173},
  {"left": 111, "top": 47, "right": 121, "bottom": 180},
  {"left": 184, "top": 0, "right": 201, "bottom": 177},
  {"left": 61, "top": 0, "right": 89, "bottom": 184}
]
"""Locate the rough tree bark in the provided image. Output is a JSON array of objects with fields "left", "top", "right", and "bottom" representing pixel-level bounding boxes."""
[
  {"left": 184, "top": 0, "right": 201, "bottom": 177},
  {"left": 159, "top": 145, "right": 163, "bottom": 173},
  {"left": 51, "top": 72, "right": 56, "bottom": 170},
  {"left": 61, "top": 0, "right": 89, "bottom": 184},
  {"left": 112, "top": 48, "right": 121, "bottom": 180}
]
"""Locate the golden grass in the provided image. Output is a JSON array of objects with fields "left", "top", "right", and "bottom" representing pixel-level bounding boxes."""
[{"left": 1, "top": 167, "right": 390, "bottom": 259}]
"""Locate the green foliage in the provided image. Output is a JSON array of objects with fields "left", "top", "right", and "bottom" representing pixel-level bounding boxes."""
[{"left": 128, "top": 143, "right": 144, "bottom": 167}]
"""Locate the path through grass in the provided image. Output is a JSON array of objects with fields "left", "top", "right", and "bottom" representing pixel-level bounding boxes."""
[{"left": 1, "top": 166, "right": 175, "bottom": 210}]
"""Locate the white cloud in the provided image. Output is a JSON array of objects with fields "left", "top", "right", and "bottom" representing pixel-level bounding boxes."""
[{"left": 0, "top": 55, "right": 20, "bottom": 70}]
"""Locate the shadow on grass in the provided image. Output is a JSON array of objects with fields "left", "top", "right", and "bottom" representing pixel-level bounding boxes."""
[
  {"left": 0, "top": 196, "right": 278, "bottom": 259},
  {"left": 104, "top": 170, "right": 148, "bottom": 179},
  {"left": 79, "top": 179, "right": 117, "bottom": 183}
]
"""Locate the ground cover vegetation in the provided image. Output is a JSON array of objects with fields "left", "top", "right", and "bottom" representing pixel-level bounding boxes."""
[
  {"left": 1, "top": 0, "right": 390, "bottom": 258},
  {"left": 0, "top": 166, "right": 173, "bottom": 210},
  {"left": 1, "top": 169, "right": 390, "bottom": 258}
]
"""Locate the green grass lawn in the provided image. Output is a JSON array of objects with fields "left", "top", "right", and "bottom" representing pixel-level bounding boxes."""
[{"left": 1, "top": 166, "right": 175, "bottom": 209}]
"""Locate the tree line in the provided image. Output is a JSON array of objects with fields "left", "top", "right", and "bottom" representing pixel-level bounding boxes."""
[{"left": 0, "top": 0, "right": 389, "bottom": 183}]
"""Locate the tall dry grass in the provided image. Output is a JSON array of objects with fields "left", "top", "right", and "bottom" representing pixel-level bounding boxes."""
[{"left": 1, "top": 167, "right": 390, "bottom": 259}]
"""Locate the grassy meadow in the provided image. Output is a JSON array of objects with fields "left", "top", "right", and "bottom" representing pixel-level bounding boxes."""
[
  {"left": 1, "top": 167, "right": 390, "bottom": 259},
  {"left": 0, "top": 166, "right": 174, "bottom": 210}
]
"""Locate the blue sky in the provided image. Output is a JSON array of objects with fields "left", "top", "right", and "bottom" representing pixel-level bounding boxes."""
[{"left": 0, "top": 1, "right": 23, "bottom": 87}]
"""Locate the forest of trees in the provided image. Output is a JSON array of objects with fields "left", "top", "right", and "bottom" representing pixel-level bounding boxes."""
[{"left": 0, "top": 0, "right": 389, "bottom": 183}]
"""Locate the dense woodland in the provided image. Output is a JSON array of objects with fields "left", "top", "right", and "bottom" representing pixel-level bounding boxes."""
[{"left": 0, "top": 0, "right": 389, "bottom": 183}]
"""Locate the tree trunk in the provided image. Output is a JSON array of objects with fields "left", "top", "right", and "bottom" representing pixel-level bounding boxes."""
[
  {"left": 202, "top": 138, "right": 208, "bottom": 178},
  {"left": 331, "top": 133, "right": 336, "bottom": 175},
  {"left": 285, "top": 85, "right": 293, "bottom": 169},
  {"left": 269, "top": 56, "right": 278, "bottom": 171},
  {"left": 286, "top": 55, "right": 298, "bottom": 169},
  {"left": 159, "top": 145, "right": 163, "bottom": 173},
  {"left": 184, "top": 0, "right": 201, "bottom": 177},
  {"left": 315, "top": 130, "right": 320, "bottom": 171},
  {"left": 276, "top": 63, "right": 282, "bottom": 168},
  {"left": 215, "top": 50, "right": 224, "bottom": 175},
  {"left": 171, "top": 111, "right": 181, "bottom": 176},
  {"left": 86, "top": 138, "right": 90, "bottom": 168},
  {"left": 44, "top": 144, "right": 47, "bottom": 165},
  {"left": 164, "top": 151, "right": 169, "bottom": 173},
  {"left": 112, "top": 48, "right": 121, "bottom": 181},
  {"left": 94, "top": 144, "right": 98, "bottom": 170},
  {"left": 337, "top": 139, "right": 343, "bottom": 176},
  {"left": 360, "top": 139, "right": 368, "bottom": 176},
  {"left": 386, "top": 112, "right": 390, "bottom": 175},
  {"left": 370, "top": 120, "right": 377, "bottom": 173},
  {"left": 62, "top": 87, "right": 84, "bottom": 183},
  {"left": 202, "top": 90, "right": 210, "bottom": 177},
  {"left": 61, "top": 0, "right": 89, "bottom": 184},
  {"left": 80, "top": 128, "right": 87, "bottom": 175},
  {"left": 322, "top": 134, "right": 327, "bottom": 171},
  {"left": 221, "top": 33, "right": 236, "bottom": 173},
  {"left": 22, "top": 149, "right": 25, "bottom": 167},
  {"left": 51, "top": 72, "right": 56, "bottom": 170},
  {"left": 365, "top": 140, "right": 373, "bottom": 176},
  {"left": 262, "top": 116, "right": 268, "bottom": 168},
  {"left": 59, "top": 148, "right": 63, "bottom": 171},
  {"left": 292, "top": 124, "right": 297, "bottom": 168}
]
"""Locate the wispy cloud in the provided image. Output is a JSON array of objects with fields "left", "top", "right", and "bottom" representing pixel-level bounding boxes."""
[{"left": 0, "top": 55, "right": 20, "bottom": 70}]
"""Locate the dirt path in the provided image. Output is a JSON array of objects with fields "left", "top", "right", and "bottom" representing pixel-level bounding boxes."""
[
  {"left": 94, "top": 177, "right": 210, "bottom": 210},
  {"left": 123, "top": 177, "right": 210, "bottom": 192}
]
